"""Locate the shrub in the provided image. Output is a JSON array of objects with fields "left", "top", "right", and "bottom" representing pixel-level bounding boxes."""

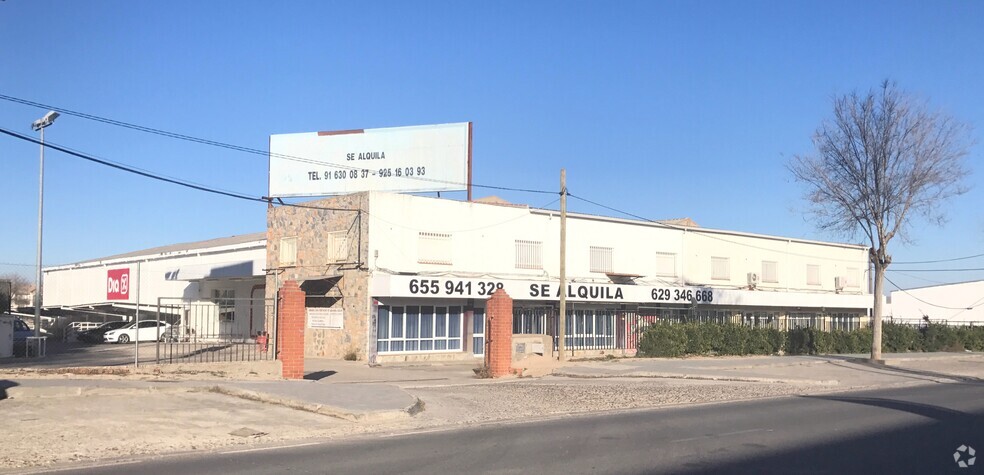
[
  {"left": 718, "top": 324, "right": 748, "bottom": 356},
  {"left": 745, "top": 327, "right": 774, "bottom": 355},
  {"left": 638, "top": 324, "right": 687, "bottom": 357},
  {"left": 808, "top": 328, "right": 833, "bottom": 355},
  {"left": 957, "top": 326, "right": 984, "bottom": 352},
  {"left": 683, "top": 324, "right": 711, "bottom": 355},
  {"left": 703, "top": 324, "right": 725, "bottom": 354},
  {"left": 882, "top": 322, "right": 920, "bottom": 352},
  {"left": 852, "top": 328, "right": 873, "bottom": 353},
  {"left": 921, "top": 324, "right": 961, "bottom": 352},
  {"left": 786, "top": 328, "right": 809, "bottom": 355},
  {"left": 765, "top": 328, "right": 785, "bottom": 355}
]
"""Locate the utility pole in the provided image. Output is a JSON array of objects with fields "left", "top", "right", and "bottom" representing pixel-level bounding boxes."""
[{"left": 558, "top": 169, "right": 567, "bottom": 361}]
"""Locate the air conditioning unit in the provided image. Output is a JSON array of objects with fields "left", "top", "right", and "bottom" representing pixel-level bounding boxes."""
[
  {"left": 834, "top": 276, "right": 845, "bottom": 291},
  {"left": 747, "top": 272, "right": 759, "bottom": 287}
]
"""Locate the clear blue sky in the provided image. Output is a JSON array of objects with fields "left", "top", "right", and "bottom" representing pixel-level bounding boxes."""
[{"left": 1, "top": 0, "right": 982, "bottom": 292}]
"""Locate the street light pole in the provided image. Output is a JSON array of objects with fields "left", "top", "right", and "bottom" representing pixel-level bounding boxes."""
[{"left": 32, "top": 111, "right": 59, "bottom": 339}]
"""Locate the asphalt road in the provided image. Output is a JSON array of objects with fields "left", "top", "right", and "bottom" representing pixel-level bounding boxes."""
[{"left": 51, "top": 383, "right": 984, "bottom": 475}]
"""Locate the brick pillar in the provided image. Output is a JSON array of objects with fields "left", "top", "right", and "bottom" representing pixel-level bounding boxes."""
[
  {"left": 485, "top": 289, "right": 514, "bottom": 378},
  {"left": 277, "top": 280, "right": 305, "bottom": 380}
]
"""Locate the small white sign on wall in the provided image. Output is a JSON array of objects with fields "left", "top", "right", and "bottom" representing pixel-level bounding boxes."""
[{"left": 308, "top": 307, "right": 344, "bottom": 329}]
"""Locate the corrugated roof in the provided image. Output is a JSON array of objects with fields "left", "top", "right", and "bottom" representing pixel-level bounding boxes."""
[{"left": 59, "top": 232, "right": 267, "bottom": 266}]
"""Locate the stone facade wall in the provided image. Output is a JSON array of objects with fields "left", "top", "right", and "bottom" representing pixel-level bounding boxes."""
[{"left": 265, "top": 193, "right": 371, "bottom": 360}]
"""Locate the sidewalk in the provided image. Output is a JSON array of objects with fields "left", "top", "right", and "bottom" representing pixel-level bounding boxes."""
[{"left": 554, "top": 352, "right": 984, "bottom": 387}]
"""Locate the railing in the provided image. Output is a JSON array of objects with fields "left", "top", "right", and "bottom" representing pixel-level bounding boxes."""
[{"left": 155, "top": 297, "right": 275, "bottom": 364}]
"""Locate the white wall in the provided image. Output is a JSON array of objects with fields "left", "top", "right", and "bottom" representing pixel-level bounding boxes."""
[
  {"left": 889, "top": 281, "right": 984, "bottom": 324},
  {"left": 43, "top": 246, "right": 266, "bottom": 308},
  {"left": 367, "top": 192, "right": 869, "bottom": 296}
]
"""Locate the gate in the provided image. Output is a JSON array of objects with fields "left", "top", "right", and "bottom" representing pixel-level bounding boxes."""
[{"left": 155, "top": 297, "right": 275, "bottom": 364}]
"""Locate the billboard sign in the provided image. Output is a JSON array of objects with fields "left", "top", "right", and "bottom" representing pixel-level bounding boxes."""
[
  {"left": 268, "top": 122, "right": 470, "bottom": 197},
  {"left": 106, "top": 268, "right": 130, "bottom": 301}
]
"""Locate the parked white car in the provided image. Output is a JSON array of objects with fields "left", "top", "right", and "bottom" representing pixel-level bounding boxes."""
[{"left": 103, "top": 320, "right": 171, "bottom": 343}]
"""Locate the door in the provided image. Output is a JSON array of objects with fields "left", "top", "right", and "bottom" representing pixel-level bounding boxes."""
[{"left": 472, "top": 308, "right": 485, "bottom": 357}]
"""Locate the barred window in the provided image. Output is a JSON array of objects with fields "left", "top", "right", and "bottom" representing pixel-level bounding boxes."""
[
  {"left": 515, "top": 240, "right": 543, "bottom": 270},
  {"left": 279, "top": 237, "right": 297, "bottom": 266},
  {"left": 589, "top": 246, "right": 613, "bottom": 273},
  {"left": 762, "top": 261, "right": 778, "bottom": 283},
  {"left": 327, "top": 230, "right": 349, "bottom": 263},
  {"left": 711, "top": 257, "right": 730, "bottom": 280},
  {"left": 418, "top": 232, "right": 452, "bottom": 265},
  {"left": 807, "top": 264, "right": 821, "bottom": 286},
  {"left": 654, "top": 252, "right": 676, "bottom": 277}
]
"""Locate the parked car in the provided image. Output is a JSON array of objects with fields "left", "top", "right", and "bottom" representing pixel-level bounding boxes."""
[
  {"left": 13, "top": 317, "right": 47, "bottom": 356},
  {"left": 77, "top": 321, "right": 130, "bottom": 343},
  {"left": 103, "top": 320, "right": 171, "bottom": 343}
]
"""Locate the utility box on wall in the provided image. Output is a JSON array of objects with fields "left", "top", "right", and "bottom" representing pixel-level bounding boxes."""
[{"left": 0, "top": 315, "right": 14, "bottom": 358}]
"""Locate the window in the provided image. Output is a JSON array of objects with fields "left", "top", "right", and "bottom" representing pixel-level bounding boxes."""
[
  {"left": 806, "top": 264, "right": 821, "bottom": 286},
  {"left": 212, "top": 289, "right": 235, "bottom": 321},
  {"left": 711, "top": 257, "right": 730, "bottom": 280},
  {"left": 844, "top": 267, "right": 860, "bottom": 288},
  {"left": 280, "top": 237, "right": 297, "bottom": 266},
  {"left": 589, "top": 246, "right": 613, "bottom": 273},
  {"left": 831, "top": 312, "right": 861, "bottom": 331},
  {"left": 327, "top": 231, "right": 349, "bottom": 263},
  {"left": 559, "top": 309, "right": 615, "bottom": 350},
  {"left": 762, "top": 261, "right": 778, "bottom": 283},
  {"left": 654, "top": 252, "right": 676, "bottom": 277},
  {"left": 515, "top": 240, "right": 543, "bottom": 270},
  {"left": 376, "top": 305, "right": 463, "bottom": 353},
  {"left": 418, "top": 232, "right": 452, "bottom": 265}
]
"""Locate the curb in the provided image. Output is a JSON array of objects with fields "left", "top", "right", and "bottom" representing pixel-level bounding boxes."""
[
  {"left": 4, "top": 384, "right": 194, "bottom": 399},
  {"left": 204, "top": 385, "right": 423, "bottom": 423},
  {"left": 550, "top": 370, "right": 840, "bottom": 386}
]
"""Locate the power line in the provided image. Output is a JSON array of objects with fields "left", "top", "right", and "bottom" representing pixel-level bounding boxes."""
[
  {"left": 892, "top": 253, "right": 984, "bottom": 265},
  {"left": 0, "top": 127, "right": 359, "bottom": 213},
  {"left": 0, "top": 93, "right": 555, "bottom": 196},
  {"left": 888, "top": 267, "right": 984, "bottom": 272},
  {"left": 883, "top": 273, "right": 984, "bottom": 311}
]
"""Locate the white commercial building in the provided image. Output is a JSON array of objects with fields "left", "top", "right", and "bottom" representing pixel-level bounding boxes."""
[
  {"left": 42, "top": 233, "right": 268, "bottom": 338},
  {"left": 888, "top": 280, "right": 984, "bottom": 325},
  {"left": 266, "top": 192, "right": 875, "bottom": 361}
]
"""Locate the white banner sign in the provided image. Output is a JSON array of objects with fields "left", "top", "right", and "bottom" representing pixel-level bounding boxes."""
[
  {"left": 308, "top": 307, "right": 344, "bottom": 329},
  {"left": 269, "top": 122, "right": 470, "bottom": 197},
  {"left": 372, "top": 274, "right": 872, "bottom": 309}
]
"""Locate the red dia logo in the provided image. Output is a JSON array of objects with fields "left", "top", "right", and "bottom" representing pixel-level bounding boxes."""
[{"left": 107, "top": 268, "right": 130, "bottom": 300}]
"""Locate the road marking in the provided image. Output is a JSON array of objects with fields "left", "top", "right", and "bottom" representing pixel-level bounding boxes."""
[
  {"left": 220, "top": 441, "right": 321, "bottom": 455},
  {"left": 671, "top": 428, "right": 773, "bottom": 443}
]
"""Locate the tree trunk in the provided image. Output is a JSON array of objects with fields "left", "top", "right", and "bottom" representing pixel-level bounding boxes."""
[{"left": 870, "top": 263, "right": 885, "bottom": 362}]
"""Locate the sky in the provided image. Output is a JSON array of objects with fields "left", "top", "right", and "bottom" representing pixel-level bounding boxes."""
[{"left": 1, "top": 0, "right": 982, "bottom": 293}]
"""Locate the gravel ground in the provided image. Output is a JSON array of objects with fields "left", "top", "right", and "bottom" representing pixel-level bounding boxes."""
[{"left": 406, "top": 378, "right": 823, "bottom": 425}]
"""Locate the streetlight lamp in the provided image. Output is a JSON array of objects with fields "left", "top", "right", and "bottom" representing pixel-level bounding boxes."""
[{"left": 31, "top": 110, "right": 59, "bottom": 340}]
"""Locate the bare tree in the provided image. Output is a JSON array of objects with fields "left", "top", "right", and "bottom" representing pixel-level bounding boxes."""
[
  {"left": 790, "top": 81, "right": 972, "bottom": 361},
  {"left": 0, "top": 272, "right": 34, "bottom": 308}
]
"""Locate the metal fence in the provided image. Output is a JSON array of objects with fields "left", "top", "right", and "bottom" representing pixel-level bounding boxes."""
[{"left": 154, "top": 297, "right": 275, "bottom": 364}]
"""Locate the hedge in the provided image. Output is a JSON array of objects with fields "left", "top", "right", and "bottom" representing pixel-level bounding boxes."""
[{"left": 635, "top": 322, "right": 984, "bottom": 358}]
